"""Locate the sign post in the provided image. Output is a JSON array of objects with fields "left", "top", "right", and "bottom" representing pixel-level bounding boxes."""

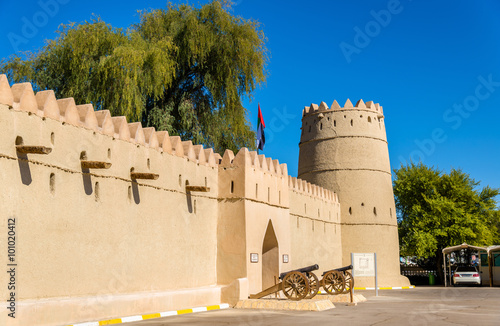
[{"left": 351, "top": 252, "right": 378, "bottom": 296}]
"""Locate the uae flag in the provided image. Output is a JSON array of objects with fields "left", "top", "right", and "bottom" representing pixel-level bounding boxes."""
[{"left": 256, "top": 103, "right": 266, "bottom": 151}]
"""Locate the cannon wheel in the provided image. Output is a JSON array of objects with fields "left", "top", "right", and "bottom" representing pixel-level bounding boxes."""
[
  {"left": 322, "top": 270, "right": 345, "bottom": 295},
  {"left": 282, "top": 271, "right": 310, "bottom": 301},
  {"left": 343, "top": 271, "right": 354, "bottom": 293},
  {"left": 304, "top": 272, "right": 319, "bottom": 299}
]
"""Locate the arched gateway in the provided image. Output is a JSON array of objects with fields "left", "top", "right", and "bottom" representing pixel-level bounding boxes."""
[{"left": 262, "top": 220, "right": 279, "bottom": 290}]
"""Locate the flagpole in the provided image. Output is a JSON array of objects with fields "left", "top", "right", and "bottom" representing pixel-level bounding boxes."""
[
  {"left": 257, "top": 102, "right": 259, "bottom": 155},
  {"left": 257, "top": 102, "right": 265, "bottom": 155}
]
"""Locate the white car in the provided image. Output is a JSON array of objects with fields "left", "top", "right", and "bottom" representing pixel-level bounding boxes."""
[{"left": 453, "top": 266, "right": 481, "bottom": 286}]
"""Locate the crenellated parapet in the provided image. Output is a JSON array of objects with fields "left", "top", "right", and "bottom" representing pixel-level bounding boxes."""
[
  {"left": 302, "top": 99, "right": 383, "bottom": 118},
  {"left": 0, "top": 75, "right": 217, "bottom": 167},
  {"left": 287, "top": 175, "right": 338, "bottom": 203},
  {"left": 299, "top": 98, "right": 388, "bottom": 146},
  {"left": 219, "top": 147, "right": 288, "bottom": 176}
]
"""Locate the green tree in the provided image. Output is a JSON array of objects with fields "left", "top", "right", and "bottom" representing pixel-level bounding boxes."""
[
  {"left": 138, "top": 1, "right": 267, "bottom": 152},
  {"left": 2, "top": 19, "right": 176, "bottom": 123},
  {"left": 394, "top": 162, "right": 500, "bottom": 280},
  {"left": 0, "top": 0, "right": 267, "bottom": 153}
]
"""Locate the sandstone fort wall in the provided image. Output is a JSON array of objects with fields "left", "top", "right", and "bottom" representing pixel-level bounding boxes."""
[{"left": 0, "top": 76, "right": 345, "bottom": 326}]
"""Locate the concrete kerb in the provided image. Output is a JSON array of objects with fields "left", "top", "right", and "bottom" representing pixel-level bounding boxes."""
[{"left": 67, "top": 303, "right": 230, "bottom": 326}]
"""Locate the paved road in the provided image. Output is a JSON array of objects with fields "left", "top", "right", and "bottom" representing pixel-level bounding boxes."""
[{"left": 127, "top": 287, "right": 500, "bottom": 326}]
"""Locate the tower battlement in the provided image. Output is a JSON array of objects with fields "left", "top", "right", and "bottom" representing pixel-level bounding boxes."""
[
  {"left": 298, "top": 97, "right": 410, "bottom": 289},
  {"left": 302, "top": 99, "right": 383, "bottom": 118}
]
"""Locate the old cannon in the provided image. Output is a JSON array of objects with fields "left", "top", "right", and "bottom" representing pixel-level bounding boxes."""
[
  {"left": 294, "top": 264, "right": 355, "bottom": 298},
  {"left": 249, "top": 264, "right": 318, "bottom": 301},
  {"left": 315, "top": 264, "right": 354, "bottom": 295},
  {"left": 249, "top": 264, "right": 355, "bottom": 301}
]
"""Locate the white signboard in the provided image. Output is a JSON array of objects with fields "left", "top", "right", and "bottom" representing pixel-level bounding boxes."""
[{"left": 352, "top": 253, "right": 375, "bottom": 277}]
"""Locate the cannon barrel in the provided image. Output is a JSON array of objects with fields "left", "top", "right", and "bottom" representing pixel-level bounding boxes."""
[
  {"left": 322, "top": 264, "right": 353, "bottom": 276},
  {"left": 279, "top": 264, "right": 319, "bottom": 280}
]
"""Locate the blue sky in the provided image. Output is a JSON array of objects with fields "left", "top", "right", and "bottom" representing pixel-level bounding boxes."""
[{"left": 1, "top": 0, "right": 499, "bottom": 193}]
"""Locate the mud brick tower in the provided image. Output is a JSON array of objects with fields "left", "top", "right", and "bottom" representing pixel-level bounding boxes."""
[{"left": 298, "top": 99, "right": 409, "bottom": 287}]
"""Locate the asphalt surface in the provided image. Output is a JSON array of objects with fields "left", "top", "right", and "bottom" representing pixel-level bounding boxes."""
[{"left": 126, "top": 286, "right": 500, "bottom": 326}]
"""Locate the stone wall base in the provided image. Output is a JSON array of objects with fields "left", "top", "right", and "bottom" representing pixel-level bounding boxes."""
[{"left": 2, "top": 286, "right": 222, "bottom": 326}]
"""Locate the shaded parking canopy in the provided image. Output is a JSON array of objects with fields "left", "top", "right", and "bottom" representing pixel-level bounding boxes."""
[
  {"left": 489, "top": 245, "right": 500, "bottom": 253},
  {"left": 442, "top": 243, "right": 487, "bottom": 254},
  {"left": 442, "top": 243, "right": 500, "bottom": 287}
]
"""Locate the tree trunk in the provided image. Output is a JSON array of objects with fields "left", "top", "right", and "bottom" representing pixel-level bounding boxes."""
[{"left": 436, "top": 249, "right": 444, "bottom": 284}]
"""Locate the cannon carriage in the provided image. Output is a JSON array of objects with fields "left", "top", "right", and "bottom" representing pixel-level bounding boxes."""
[
  {"left": 249, "top": 264, "right": 354, "bottom": 301},
  {"left": 319, "top": 264, "right": 354, "bottom": 295}
]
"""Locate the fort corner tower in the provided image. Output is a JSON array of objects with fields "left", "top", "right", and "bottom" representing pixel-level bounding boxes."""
[{"left": 298, "top": 99, "right": 409, "bottom": 287}]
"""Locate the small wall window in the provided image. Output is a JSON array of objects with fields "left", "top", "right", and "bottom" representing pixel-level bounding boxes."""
[
  {"left": 147, "top": 158, "right": 150, "bottom": 169},
  {"left": 334, "top": 120, "right": 336, "bottom": 127},
  {"left": 49, "top": 173, "right": 55, "bottom": 195},
  {"left": 349, "top": 207, "right": 352, "bottom": 215},
  {"left": 50, "top": 132, "right": 55, "bottom": 145},
  {"left": 308, "top": 126, "right": 311, "bottom": 132},
  {"left": 368, "top": 116, "right": 372, "bottom": 123},
  {"left": 108, "top": 148, "right": 111, "bottom": 159},
  {"left": 373, "top": 207, "right": 377, "bottom": 216},
  {"left": 350, "top": 119, "right": 353, "bottom": 126},
  {"left": 94, "top": 182, "right": 100, "bottom": 202},
  {"left": 304, "top": 203, "right": 307, "bottom": 214},
  {"left": 320, "top": 123, "right": 323, "bottom": 130},
  {"left": 230, "top": 181, "right": 234, "bottom": 193},
  {"left": 267, "top": 187, "right": 270, "bottom": 201},
  {"left": 179, "top": 174, "right": 182, "bottom": 187},
  {"left": 255, "top": 184, "right": 258, "bottom": 198},
  {"left": 80, "top": 151, "right": 87, "bottom": 160}
]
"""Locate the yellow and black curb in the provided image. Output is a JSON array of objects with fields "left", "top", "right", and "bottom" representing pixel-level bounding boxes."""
[{"left": 68, "top": 303, "right": 230, "bottom": 326}]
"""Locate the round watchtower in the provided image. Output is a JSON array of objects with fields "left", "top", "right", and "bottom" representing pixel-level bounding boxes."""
[{"left": 297, "top": 99, "right": 409, "bottom": 287}]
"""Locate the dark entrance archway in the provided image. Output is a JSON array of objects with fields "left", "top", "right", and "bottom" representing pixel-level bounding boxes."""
[{"left": 262, "top": 220, "right": 279, "bottom": 290}]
